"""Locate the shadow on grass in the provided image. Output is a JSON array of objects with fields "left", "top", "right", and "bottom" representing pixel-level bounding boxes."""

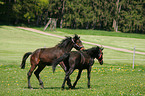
[
  {"left": 24, "top": 87, "right": 60, "bottom": 90},
  {"left": 24, "top": 86, "right": 85, "bottom": 90}
]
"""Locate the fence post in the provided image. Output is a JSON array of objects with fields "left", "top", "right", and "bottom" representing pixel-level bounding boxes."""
[
  {"left": 132, "top": 46, "right": 136, "bottom": 69},
  {"left": 44, "top": 18, "right": 52, "bottom": 31}
]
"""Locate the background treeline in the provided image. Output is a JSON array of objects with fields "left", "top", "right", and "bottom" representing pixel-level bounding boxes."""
[{"left": 0, "top": 0, "right": 145, "bottom": 33}]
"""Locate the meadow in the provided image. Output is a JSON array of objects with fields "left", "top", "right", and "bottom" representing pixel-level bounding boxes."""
[{"left": 0, "top": 25, "right": 145, "bottom": 96}]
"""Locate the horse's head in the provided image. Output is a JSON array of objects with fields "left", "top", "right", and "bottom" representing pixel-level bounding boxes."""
[
  {"left": 72, "top": 34, "right": 84, "bottom": 51},
  {"left": 96, "top": 46, "right": 104, "bottom": 65},
  {"left": 57, "top": 34, "right": 84, "bottom": 51},
  {"left": 86, "top": 46, "right": 104, "bottom": 65}
]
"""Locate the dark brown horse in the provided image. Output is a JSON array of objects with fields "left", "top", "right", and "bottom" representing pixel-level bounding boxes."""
[
  {"left": 20, "top": 34, "right": 84, "bottom": 89},
  {"left": 52, "top": 46, "right": 104, "bottom": 89}
]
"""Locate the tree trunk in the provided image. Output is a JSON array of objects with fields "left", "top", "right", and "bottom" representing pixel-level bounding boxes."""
[
  {"left": 112, "top": 0, "right": 121, "bottom": 32},
  {"left": 36, "top": 15, "right": 39, "bottom": 26},
  {"left": 92, "top": 20, "right": 96, "bottom": 29},
  {"left": 44, "top": 11, "right": 48, "bottom": 25},
  {"left": 86, "top": 22, "right": 89, "bottom": 29},
  {"left": 60, "top": 0, "right": 65, "bottom": 28},
  {"left": 113, "top": 19, "right": 118, "bottom": 32},
  {"left": 60, "top": 19, "right": 63, "bottom": 28}
]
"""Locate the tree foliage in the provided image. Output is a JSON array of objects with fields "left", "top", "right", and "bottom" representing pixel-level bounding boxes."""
[{"left": 0, "top": 0, "right": 144, "bottom": 33}]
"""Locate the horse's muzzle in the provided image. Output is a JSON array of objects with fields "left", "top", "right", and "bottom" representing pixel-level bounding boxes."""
[
  {"left": 80, "top": 47, "right": 85, "bottom": 50},
  {"left": 99, "top": 60, "right": 103, "bottom": 65}
]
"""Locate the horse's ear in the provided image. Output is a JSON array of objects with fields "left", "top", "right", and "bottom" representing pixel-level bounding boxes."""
[
  {"left": 74, "top": 34, "right": 79, "bottom": 39},
  {"left": 96, "top": 46, "right": 100, "bottom": 49},
  {"left": 101, "top": 45, "right": 104, "bottom": 51}
]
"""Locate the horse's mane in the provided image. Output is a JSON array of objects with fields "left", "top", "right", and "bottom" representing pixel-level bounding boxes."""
[
  {"left": 83, "top": 46, "right": 100, "bottom": 58},
  {"left": 56, "top": 34, "right": 80, "bottom": 48},
  {"left": 56, "top": 36, "right": 72, "bottom": 48}
]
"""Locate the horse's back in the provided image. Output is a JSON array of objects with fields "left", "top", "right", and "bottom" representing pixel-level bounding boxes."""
[
  {"left": 68, "top": 51, "right": 84, "bottom": 68},
  {"left": 69, "top": 51, "right": 92, "bottom": 69},
  {"left": 30, "top": 47, "right": 60, "bottom": 64}
]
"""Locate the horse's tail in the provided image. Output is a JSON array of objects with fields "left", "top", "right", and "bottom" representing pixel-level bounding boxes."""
[
  {"left": 21, "top": 52, "right": 32, "bottom": 69},
  {"left": 52, "top": 53, "right": 70, "bottom": 73}
]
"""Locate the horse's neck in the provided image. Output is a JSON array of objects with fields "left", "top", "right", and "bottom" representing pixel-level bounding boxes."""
[
  {"left": 85, "top": 50, "right": 95, "bottom": 59},
  {"left": 57, "top": 44, "right": 73, "bottom": 53},
  {"left": 64, "top": 46, "right": 73, "bottom": 52},
  {"left": 80, "top": 51, "right": 94, "bottom": 66},
  {"left": 64, "top": 43, "right": 73, "bottom": 52}
]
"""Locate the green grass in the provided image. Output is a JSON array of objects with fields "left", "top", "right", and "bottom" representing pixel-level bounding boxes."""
[{"left": 0, "top": 26, "right": 145, "bottom": 96}]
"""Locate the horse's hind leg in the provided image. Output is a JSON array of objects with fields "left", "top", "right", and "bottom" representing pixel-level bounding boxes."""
[
  {"left": 59, "top": 62, "right": 72, "bottom": 88},
  {"left": 34, "top": 64, "right": 46, "bottom": 89},
  {"left": 67, "top": 77, "right": 72, "bottom": 88},
  {"left": 27, "top": 64, "right": 36, "bottom": 89},
  {"left": 62, "top": 68, "right": 74, "bottom": 89}
]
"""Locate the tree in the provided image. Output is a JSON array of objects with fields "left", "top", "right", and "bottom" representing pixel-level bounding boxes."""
[
  {"left": 12, "top": 0, "right": 22, "bottom": 24},
  {"left": 60, "top": 0, "right": 65, "bottom": 28},
  {"left": 0, "top": 0, "right": 144, "bottom": 33},
  {"left": 112, "top": 0, "right": 122, "bottom": 32},
  {"left": 120, "top": 0, "right": 144, "bottom": 33}
]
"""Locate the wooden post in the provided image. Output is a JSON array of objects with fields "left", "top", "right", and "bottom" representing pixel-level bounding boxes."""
[
  {"left": 44, "top": 18, "right": 57, "bottom": 31},
  {"left": 133, "top": 46, "right": 136, "bottom": 69},
  {"left": 44, "top": 18, "right": 52, "bottom": 31}
]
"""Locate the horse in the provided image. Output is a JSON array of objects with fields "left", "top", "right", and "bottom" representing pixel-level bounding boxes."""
[
  {"left": 52, "top": 46, "right": 104, "bottom": 89},
  {"left": 20, "top": 34, "right": 84, "bottom": 89}
]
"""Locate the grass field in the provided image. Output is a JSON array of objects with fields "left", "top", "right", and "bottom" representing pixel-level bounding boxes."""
[
  {"left": 34, "top": 27, "right": 145, "bottom": 53},
  {"left": 0, "top": 25, "right": 145, "bottom": 96}
]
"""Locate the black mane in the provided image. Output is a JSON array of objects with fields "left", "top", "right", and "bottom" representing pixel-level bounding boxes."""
[
  {"left": 83, "top": 46, "right": 100, "bottom": 58},
  {"left": 56, "top": 36, "right": 72, "bottom": 48}
]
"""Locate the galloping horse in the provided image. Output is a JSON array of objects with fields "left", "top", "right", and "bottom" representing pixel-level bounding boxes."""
[
  {"left": 52, "top": 46, "right": 104, "bottom": 89},
  {"left": 20, "top": 34, "right": 84, "bottom": 89}
]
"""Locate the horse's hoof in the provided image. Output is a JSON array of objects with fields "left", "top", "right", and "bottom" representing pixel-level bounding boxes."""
[
  {"left": 61, "top": 87, "right": 64, "bottom": 90},
  {"left": 39, "top": 83, "right": 44, "bottom": 89},
  {"left": 40, "top": 87, "right": 44, "bottom": 89},
  {"left": 28, "top": 87, "right": 33, "bottom": 89},
  {"left": 40, "top": 85, "right": 44, "bottom": 89},
  {"left": 88, "top": 84, "right": 91, "bottom": 88},
  {"left": 72, "top": 86, "right": 75, "bottom": 89},
  {"left": 68, "top": 86, "right": 72, "bottom": 89},
  {"left": 88, "top": 86, "right": 91, "bottom": 89}
]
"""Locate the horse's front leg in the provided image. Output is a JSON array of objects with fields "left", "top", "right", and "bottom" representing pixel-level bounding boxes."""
[
  {"left": 62, "top": 68, "right": 74, "bottom": 89},
  {"left": 61, "top": 75, "right": 68, "bottom": 89},
  {"left": 72, "top": 69, "right": 82, "bottom": 89},
  {"left": 59, "top": 62, "right": 67, "bottom": 71},
  {"left": 87, "top": 66, "right": 91, "bottom": 88}
]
